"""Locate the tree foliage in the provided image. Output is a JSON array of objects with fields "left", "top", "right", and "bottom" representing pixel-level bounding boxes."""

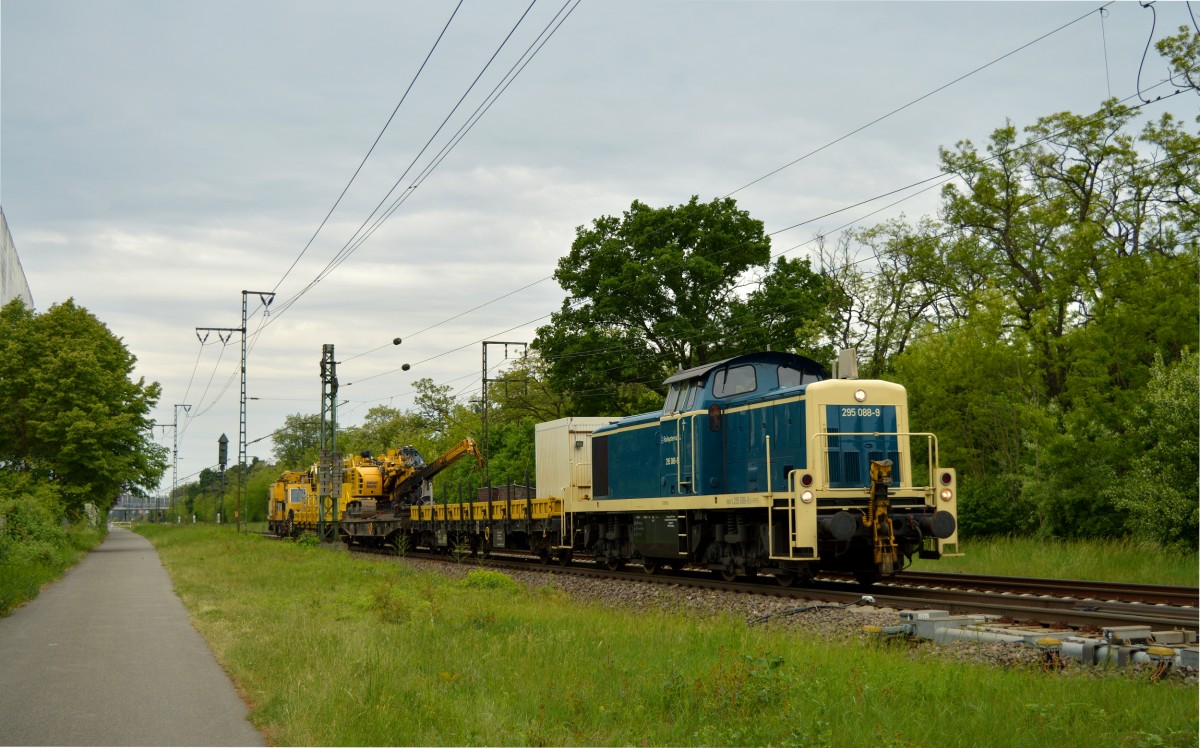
[
  {"left": 535, "top": 195, "right": 832, "bottom": 415},
  {"left": 1105, "top": 351, "right": 1199, "bottom": 549},
  {"left": 1157, "top": 24, "right": 1200, "bottom": 93},
  {"left": 0, "top": 299, "right": 167, "bottom": 518},
  {"left": 271, "top": 413, "right": 321, "bottom": 469}
]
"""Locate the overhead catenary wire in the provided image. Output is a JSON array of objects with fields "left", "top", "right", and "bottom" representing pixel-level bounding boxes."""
[
  {"left": 262, "top": 0, "right": 545, "bottom": 325},
  {"left": 723, "top": 1, "right": 1117, "bottom": 198},
  {"left": 164, "top": 0, "right": 579, "bottom": 476},
  {"left": 261, "top": 0, "right": 581, "bottom": 333},
  {"left": 270, "top": 0, "right": 467, "bottom": 296}
]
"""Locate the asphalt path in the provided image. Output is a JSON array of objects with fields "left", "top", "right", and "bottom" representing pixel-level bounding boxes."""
[{"left": 0, "top": 527, "right": 263, "bottom": 746}]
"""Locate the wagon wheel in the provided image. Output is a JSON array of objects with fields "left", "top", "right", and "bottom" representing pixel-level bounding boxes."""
[
  {"left": 555, "top": 549, "right": 573, "bottom": 567},
  {"left": 640, "top": 558, "right": 660, "bottom": 575},
  {"left": 720, "top": 570, "right": 739, "bottom": 582},
  {"left": 537, "top": 547, "right": 552, "bottom": 566},
  {"left": 774, "top": 573, "right": 797, "bottom": 588},
  {"left": 605, "top": 558, "right": 626, "bottom": 572}
]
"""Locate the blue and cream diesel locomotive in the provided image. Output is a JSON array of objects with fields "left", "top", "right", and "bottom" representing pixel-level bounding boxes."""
[{"left": 565, "top": 350, "right": 959, "bottom": 585}]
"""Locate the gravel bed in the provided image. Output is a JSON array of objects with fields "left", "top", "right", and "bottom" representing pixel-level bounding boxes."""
[{"left": 397, "top": 556, "right": 1197, "bottom": 686}]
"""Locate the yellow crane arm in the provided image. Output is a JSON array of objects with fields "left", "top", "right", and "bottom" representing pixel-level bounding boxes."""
[{"left": 388, "top": 438, "right": 483, "bottom": 504}]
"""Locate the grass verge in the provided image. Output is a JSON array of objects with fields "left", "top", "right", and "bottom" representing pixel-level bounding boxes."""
[
  {"left": 0, "top": 523, "right": 108, "bottom": 616},
  {"left": 912, "top": 535, "right": 1199, "bottom": 586},
  {"left": 139, "top": 525, "right": 1196, "bottom": 747}
]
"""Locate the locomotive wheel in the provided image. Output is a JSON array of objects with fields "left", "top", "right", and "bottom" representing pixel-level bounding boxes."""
[
  {"left": 555, "top": 549, "right": 573, "bottom": 567},
  {"left": 537, "top": 548, "right": 552, "bottom": 566}
]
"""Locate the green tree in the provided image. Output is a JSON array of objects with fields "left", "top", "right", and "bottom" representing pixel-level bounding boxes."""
[
  {"left": 1105, "top": 351, "right": 1199, "bottom": 549},
  {"left": 1157, "top": 24, "right": 1200, "bottom": 92},
  {"left": 271, "top": 413, "right": 321, "bottom": 469},
  {"left": 818, "top": 219, "right": 947, "bottom": 375},
  {"left": 725, "top": 255, "right": 835, "bottom": 364},
  {"left": 535, "top": 196, "right": 775, "bottom": 414},
  {"left": 892, "top": 309, "right": 1043, "bottom": 537},
  {"left": 0, "top": 299, "right": 166, "bottom": 517}
]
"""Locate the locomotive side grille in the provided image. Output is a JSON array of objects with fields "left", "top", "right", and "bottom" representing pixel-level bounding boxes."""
[{"left": 842, "top": 452, "right": 860, "bottom": 483}]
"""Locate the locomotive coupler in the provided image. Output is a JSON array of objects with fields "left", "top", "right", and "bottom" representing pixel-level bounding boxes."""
[{"left": 866, "top": 459, "right": 899, "bottom": 574}]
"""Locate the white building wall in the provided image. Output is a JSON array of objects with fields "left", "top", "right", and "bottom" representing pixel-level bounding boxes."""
[{"left": 0, "top": 206, "right": 34, "bottom": 308}]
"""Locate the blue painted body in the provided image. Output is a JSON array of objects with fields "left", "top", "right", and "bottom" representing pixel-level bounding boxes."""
[{"left": 592, "top": 352, "right": 828, "bottom": 499}]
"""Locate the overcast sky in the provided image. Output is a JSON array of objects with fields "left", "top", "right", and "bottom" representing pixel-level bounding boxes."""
[{"left": 2, "top": 0, "right": 1195, "bottom": 491}]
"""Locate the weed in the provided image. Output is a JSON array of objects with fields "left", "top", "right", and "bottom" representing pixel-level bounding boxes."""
[
  {"left": 450, "top": 538, "right": 471, "bottom": 564},
  {"left": 392, "top": 533, "right": 411, "bottom": 557},
  {"left": 790, "top": 719, "right": 833, "bottom": 748},
  {"left": 295, "top": 531, "right": 319, "bottom": 548},
  {"left": 461, "top": 569, "right": 520, "bottom": 593}
]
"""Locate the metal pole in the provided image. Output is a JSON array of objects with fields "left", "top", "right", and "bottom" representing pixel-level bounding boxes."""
[
  {"left": 480, "top": 341, "right": 527, "bottom": 486},
  {"left": 240, "top": 290, "right": 275, "bottom": 532},
  {"left": 319, "top": 344, "right": 339, "bottom": 541},
  {"left": 173, "top": 403, "right": 191, "bottom": 520}
]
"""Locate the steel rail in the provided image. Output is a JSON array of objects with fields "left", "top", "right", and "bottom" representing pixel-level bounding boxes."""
[
  {"left": 825, "top": 571, "right": 1200, "bottom": 608},
  {"left": 390, "top": 551, "right": 1200, "bottom": 635}
]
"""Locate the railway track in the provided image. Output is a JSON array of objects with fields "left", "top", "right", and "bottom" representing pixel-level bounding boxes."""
[
  {"left": 839, "top": 571, "right": 1200, "bottom": 608},
  {"left": 339, "top": 542, "right": 1199, "bottom": 635}
]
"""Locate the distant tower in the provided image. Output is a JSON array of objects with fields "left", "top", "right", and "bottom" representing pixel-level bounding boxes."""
[{"left": 0, "top": 206, "right": 34, "bottom": 308}]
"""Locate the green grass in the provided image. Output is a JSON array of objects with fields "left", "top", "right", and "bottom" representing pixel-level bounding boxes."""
[
  {"left": 913, "top": 535, "right": 1199, "bottom": 586},
  {"left": 0, "top": 523, "right": 108, "bottom": 616},
  {"left": 139, "top": 525, "right": 1197, "bottom": 747}
]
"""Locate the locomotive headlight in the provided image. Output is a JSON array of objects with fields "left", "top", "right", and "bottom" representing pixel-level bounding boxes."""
[
  {"left": 940, "top": 488, "right": 953, "bottom": 502},
  {"left": 801, "top": 489, "right": 815, "bottom": 504},
  {"left": 854, "top": 388, "right": 867, "bottom": 403}
]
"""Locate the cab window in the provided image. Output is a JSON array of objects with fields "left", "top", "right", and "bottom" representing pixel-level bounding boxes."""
[
  {"left": 778, "top": 365, "right": 822, "bottom": 388},
  {"left": 663, "top": 384, "right": 681, "bottom": 414},
  {"left": 713, "top": 365, "right": 757, "bottom": 398},
  {"left": 682, "top": 380, "right": 700, "bottom": 410}
]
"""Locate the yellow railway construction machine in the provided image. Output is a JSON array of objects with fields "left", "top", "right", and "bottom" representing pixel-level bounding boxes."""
[
  {"left": 267, "top": 439, "right": 483, "bottom": 539},
  {"left": 337, "top": 418, "right": 610, "bottom": 562},
  {"left": 337, "top": 438, "right": 484, "bottom": 547}
]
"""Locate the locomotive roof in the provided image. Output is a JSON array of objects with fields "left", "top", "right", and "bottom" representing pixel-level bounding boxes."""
[{"left": 662, "top": 351, "right": 828, "bottom": 386}]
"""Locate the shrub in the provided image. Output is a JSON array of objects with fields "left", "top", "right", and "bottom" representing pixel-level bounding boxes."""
[{"left": 461, "top": 569, "right": 521, "bottom": 593}]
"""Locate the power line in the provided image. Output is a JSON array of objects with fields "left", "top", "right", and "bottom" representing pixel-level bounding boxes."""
[
  {"left": 263, "top": 0, "right": 545, "bottom": 324},
  {"left": 291, "top": 1, "right": 584, "bottom": 330},
  {"left": 271, "top": 0, "right": 466, "bottom": 295},
  {"left": 723, "top": 2, "right": 1116, "bottom": 198}
]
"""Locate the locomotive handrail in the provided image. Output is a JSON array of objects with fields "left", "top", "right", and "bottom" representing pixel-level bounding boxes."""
[{"left": 808, "top": 431, "right": 941, "bottom": 492}]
